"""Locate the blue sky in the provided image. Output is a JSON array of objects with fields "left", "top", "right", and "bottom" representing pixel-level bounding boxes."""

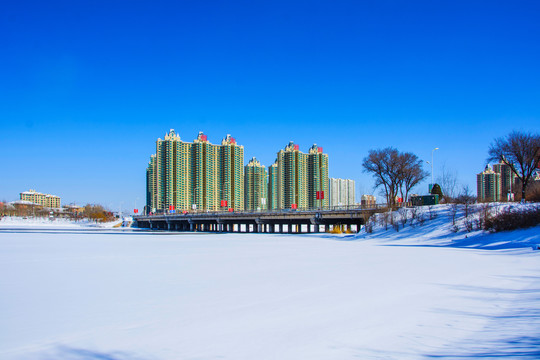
[{"left": 1, "top": 0, "right": 539, "bottom": 212}]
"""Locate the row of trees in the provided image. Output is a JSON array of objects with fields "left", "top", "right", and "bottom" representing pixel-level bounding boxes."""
[{"left": 362, "top": 130, "right": 540, "bottom": 204}]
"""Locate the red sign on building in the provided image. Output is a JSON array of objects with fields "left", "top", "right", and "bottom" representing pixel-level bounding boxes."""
[
  {"left": 221, "top": 200, "right": 228, "bottom": 207},
  {"left": 318, "top": 147, "right": 323, "bottom": 153},
  {"left": 291, "top": 203, "right": 298, "bottom": 209},
  {"left": 201, "top": 134, "right": 207, "bottom": 141},
  {"left": 169, "top": 205, "right": 175, "bottom": 211},
  {"left": 228, "top": 208, "right": 234, "bottom": 212},
  {"left": 316, "top": 191, "right": 325, "bottom": 200},
  {"left": 230, "top": 138, "right": 236, "bottom": 144},
  {"left": 294, "top": 144, "right": 299, "bottom": 151},
  {"left": 134, "top": 209, "right": 138, "bottom": 214}
]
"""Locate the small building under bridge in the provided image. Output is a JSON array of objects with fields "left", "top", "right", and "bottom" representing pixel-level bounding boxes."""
[{"left": 134, "top": 208, "right": 382, "bottom": 234}]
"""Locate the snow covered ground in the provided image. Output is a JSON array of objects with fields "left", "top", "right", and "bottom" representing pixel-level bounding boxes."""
[
  {"left": 0, "top": 216, "right": 124, "bottom": 229},
  {"left": 1, "top": 205, "right": 539, "bottom": 359}
]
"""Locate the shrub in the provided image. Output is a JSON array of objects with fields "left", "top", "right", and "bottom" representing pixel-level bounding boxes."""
[{"left": 484, "top": 205, "right": 540, "bottom": 232}]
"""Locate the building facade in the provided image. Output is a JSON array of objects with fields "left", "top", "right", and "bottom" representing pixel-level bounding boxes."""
[
  {"left": 244, "top": 157, "right": 268, "bottom": 211},
  {"left": 270, "top": 141, "right": 329, "bottom": 210},
  {"left": 477, "top": 164, "right": 501, "bottom": 202},
  {"left": 267, "top": 161, "right": 278, "bottom": 210},
  {"left": 329, "top": 178, "right": 356, "bottom": 207},
  {"left": 492, "top": 162, "right": 517, "bottom": 201},
  {"left": 20, "top": 189, "right": 61, "bottom": 208},
  {"left": 146, "top": 130, "right": 244, "bottom": 213},
  {"left": 361, "top": 194, "right": 376, "bottom": 207}
]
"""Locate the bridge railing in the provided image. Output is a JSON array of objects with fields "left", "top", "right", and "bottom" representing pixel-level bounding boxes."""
[{"left": 137, "top": 204, "right": 392, "bottom": 218}]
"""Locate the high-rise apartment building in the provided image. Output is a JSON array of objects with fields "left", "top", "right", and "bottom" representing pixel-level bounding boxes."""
[
  {"left": 267, "top": 161, "right": 278, "bottom": 210},
  {"left": 492, "top": 162, "right": 517, "bottom": 201},
  {"left": 20, "top": 189, "right": 61, "bottom": 208},
  {"left": 276, "top": 142, "right": 308, "bottom": 209},
  {"left": 329, "top": 178, "right": 356, "bottom": 207},
  {"left": 244, "top": 157, "right": 268, "bottom": 211},
  {"left": 477, "top": 164, "right": 501, "bottom": 202},
  {"left": 308, "top": 144, "right": 330, "bottom": 209},
  {"left": 271, "top": 141, "right": 329, "bottom": 210},
  {"left": 220, "top": 134, "right": 245, "bottom": 210},
  {"left": 146, "top": 130, "right": 244, "bottom": 213}
]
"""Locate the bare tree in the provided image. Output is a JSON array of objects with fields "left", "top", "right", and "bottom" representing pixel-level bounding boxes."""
[
  {"left": 362, "top": 148, "right": 400, "bottom": 206},
  {"left": 363, "top": 148, "right": 427, "bottom": 207},
  {"left": 456, "top": 185, "right": 476, "bottom": 218},
  {"left": 399, "top": 152, "right": 429, "bottom": 203},
  {"left": 437, "top": 164, "right": 459, "bottom": 201},
  {"left": 488, "top": 131, "right": 540, "bottom": 202}
]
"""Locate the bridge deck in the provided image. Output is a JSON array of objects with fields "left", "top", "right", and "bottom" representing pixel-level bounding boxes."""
[{"left": 134, "top": 208, "right": 384, "bottom": 234}]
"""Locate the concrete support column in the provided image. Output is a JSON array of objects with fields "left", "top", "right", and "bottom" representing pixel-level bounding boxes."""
[
  {"left": 325, "top": 224, "right": 329, "bottom": 232},
  {"left": 279, "top": 224, "right": 283, "bottom": 233},
  {"left": 307, "top": 224, "right": 311, "bottom": 233},
  {"left": 288, "top": 224, "right": 293, "bottom": 234}
]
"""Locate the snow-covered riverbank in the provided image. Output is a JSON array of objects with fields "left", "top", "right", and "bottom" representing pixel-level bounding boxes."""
[{"left": 1, "top": 205, "right": 539, "bottom": 359}]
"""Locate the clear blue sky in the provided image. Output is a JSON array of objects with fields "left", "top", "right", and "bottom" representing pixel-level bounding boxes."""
[{"left": 1, "top": 0, "right": 539, "bottom": 212}]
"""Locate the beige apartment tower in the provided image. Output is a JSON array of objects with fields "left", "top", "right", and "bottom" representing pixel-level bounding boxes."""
[
  {"left": 146, "top": 130, "right": 244, "bottom": 213},
  {"left": 267, "top": 161, "right": 278, "bottom": 210},
  {"left": 477, "top": 164, "right": 501, "bottom": 202},
  {"left": 270, "top": 141, "right": 329, "bottom": 210},
  {"left": 244, "top": 157, "right": 268, "bottom": 211}
]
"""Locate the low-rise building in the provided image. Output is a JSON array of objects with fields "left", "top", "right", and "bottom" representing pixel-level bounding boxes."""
[
  {"left": 20, "top": 190, "right": 61, "bottom": 208},
  {"left": 361, "top": 194, "right": 376, "bottom": 207}
]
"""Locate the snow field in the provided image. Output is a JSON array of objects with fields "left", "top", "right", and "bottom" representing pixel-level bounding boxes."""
[{"left": 1, "top": 205, "right": 539, "bottom": 359}]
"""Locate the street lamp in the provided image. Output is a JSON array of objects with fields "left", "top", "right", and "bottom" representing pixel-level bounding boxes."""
[{"left": 431, "top": 147, "right": 439, "bottom": 188}]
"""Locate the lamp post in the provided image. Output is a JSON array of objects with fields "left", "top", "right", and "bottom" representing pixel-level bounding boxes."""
[{"left": 431, "top": 147, "right": 439, "bottom": 189}]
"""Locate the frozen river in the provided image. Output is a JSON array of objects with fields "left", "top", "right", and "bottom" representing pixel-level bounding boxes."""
[{"left": 1, "top": 219, "right": 539, "bottom": 359}]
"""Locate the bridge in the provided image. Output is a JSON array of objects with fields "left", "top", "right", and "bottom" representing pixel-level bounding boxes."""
[{"left": 133, "top": 206, "right": 386, "bottom": 234}]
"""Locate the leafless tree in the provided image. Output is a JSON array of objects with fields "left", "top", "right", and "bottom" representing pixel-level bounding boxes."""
[
  {"left": 363, "top": 148, "right": 427, "bottom": 207},
  {"left": 450, "top": 203, "right": 458, "bottom": 225},
  {"left": 398, "top": 152, "right": 429, "bottom": 204},
  {"left": 362, "top": 148, "right": 400, "bottom": 206},
  {"left": 456, "top": 185, "right": 476, "bottom": 218},
  {"left": 488, "top": 131, "right": 540, "bottom": 202},
  {"left": 437, "top": 164, "right": 459, "bottom": 201}
]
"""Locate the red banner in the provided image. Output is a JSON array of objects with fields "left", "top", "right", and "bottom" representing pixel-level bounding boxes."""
[
  {"left": 169, "top": 205, "right": 175, "bottom": 211},
  {"left": 291, "top": 203, "right": 298, "bottom": 209},
  {"left": 316, "top": 191, "right": 320, "bottom": 200},
  {"left": 221, "top": 200, "right": 228, "bottom": 207},
  {"left": 320, "top": 191, "right": 324, "bottom": 200},
  {"left": 318, "top": 147, "right": 323, "bottom": 153},
  {"left": 294, "top": 144, "right": 299, "bottom": 150},
  {"left": 228, "top": 208, "right": 234, "bottom": 212},
  {"left": 134, "top": 209, "right": 138, "bottom": 213}
]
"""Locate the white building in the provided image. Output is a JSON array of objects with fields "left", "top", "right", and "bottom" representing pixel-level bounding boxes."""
[{"left": 329, "top": 178, "right": 355, "bottom": 208}]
